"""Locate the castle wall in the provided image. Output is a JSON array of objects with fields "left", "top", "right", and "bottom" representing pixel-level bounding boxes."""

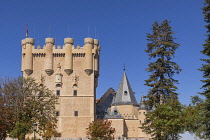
[
  {"left": 111, "top": 105, "right": 139, "bottom": 118},
  {"left": 107, "top": 118, "right": 125, "bottom": 138},
  {"left": 21, "top": 37, "right": 100, "bottom": 137}
]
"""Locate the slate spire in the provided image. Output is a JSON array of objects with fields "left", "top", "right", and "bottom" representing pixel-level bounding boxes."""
[
  {"left": 112, "top": 71, "right": 138, "bottom": 106},
  {"left": 139, "top": 95, "right": 147, "bottom": 110}
]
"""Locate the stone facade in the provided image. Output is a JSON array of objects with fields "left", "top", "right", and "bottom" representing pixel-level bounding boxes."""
[
  {"left": 21, "top": 37, "right": 150, "bottom": 139},
  {"left": 21, "top": 37, "right": 100, "bottom": 137}
]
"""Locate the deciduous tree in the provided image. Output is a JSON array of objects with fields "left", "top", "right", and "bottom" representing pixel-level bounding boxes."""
[
  {"left": 141, "top": 100, "right": 184, "bottom": 140},
  {"left": 0, "top": 77, "right": 58, "bottom": 140},
  {"left": 86, "top": 119, "right": 115, "bottom": 140}
]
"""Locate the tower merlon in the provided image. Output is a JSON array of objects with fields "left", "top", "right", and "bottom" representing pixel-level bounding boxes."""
[
  {"left": 45, "top": 38, "right": 55, "bottom": 45},
  {"left": 21, "top": 39, "right": 26, "bottom": 46},
  {"left": 64, "top": 38, "right": 74, "bottom": 45},
  {"left": 25, "top": 38, "right": 35, "bottom": 45},
  {"left": 84, "top": 37, "right": 94, "bottom": 45}
]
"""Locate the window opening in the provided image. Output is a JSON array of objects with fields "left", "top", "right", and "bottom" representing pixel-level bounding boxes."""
[
  {"left": 56, "top": 111, "right": 59, "bottom": 116},
  {"left": 74, "top": 111, "right": 78, "bottom": 116},
  {"left": 73, "top": 90, "right": 77, "bottom": 96},
  {"left": 56, "top": 90, "right": 60, "bottom": 96}
]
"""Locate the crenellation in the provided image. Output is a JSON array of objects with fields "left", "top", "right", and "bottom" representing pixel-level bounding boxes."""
[
  {"left": 22, "top": 36, "right": 100, "bottom": 137},
  {"left": 25, "top": 38, "right": 35, "bottom": 45},
  {"left": 57, "top": 45, "right": 61, "bottom": 49},
  {"left": 45, "top": 37, "right": 55, "bottom": 45},
  {"left": 84, "top": 38, "right": 94, "bottom": 45},
  {"left": 21, "top": 39, "right": 26, "bottom": 46}
]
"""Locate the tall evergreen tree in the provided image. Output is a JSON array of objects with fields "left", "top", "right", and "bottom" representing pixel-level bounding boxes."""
[
  {"left": 198, "top": 0, "right": 210, "bottom": 138},
  {"left": 145, "top": 20, "right": 181, "bottom": 109},
  {"left": 142, "top": 20, "right": 183, "bottom": 140}
]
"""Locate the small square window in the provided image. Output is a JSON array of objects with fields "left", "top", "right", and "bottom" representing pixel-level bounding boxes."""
[
  {"left": 74, "top": 111, "right": 78, "bottom": 116},
  {"left": 73, "top": 90, "right": 77, "bottom": 96},
  {"left": 56, "top": 90, "right": 60, "bottom": 96},
  {"left": 56, "top": 111, "right": 59, "bottom": 116}
]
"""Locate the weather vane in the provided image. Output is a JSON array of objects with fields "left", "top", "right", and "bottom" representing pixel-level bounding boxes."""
[{"left": 123, "top": 64, "right": 126, "bottom": 71}]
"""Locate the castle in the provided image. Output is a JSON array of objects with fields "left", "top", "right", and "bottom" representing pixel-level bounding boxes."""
[{"left": 21, "top": 37, "right": 150, "bottom": 139}]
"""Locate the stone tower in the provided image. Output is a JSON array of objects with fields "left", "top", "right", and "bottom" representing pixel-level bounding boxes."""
[{"left": 21, "top": 37, "right": 100, "bottom": 137}]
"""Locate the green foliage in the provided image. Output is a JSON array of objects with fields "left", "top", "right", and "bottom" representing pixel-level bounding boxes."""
[
  {"left": 86, "top": 119, "right": 115, "bottom": 140},
  {"left": 10, "top": 121, "right": 31, "bottom": 140},
  {"left": 141, "top": 100, "right": 184, "bottom": 140},
  {"left": 143, "top": 20, "right": 182, "bottom": 140},
  {"left": 42, "top": 122, "right": 59, "bottom": 139},
  {"left": 183, "top": 96, "right": 205, "bottom": 139},
  {"left": 144, "top": 20, "right": 181, "bottom": 109},
  {"left": 197, "top": 0, "right": 210, "bottom": 139},
  {"left": 0, "top": 77, "right": 58, "bottom": 139}
]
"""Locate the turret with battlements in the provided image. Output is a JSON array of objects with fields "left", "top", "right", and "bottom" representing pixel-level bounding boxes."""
[{"left": 21, "top": 36, "right": 100, "bottom": 137}]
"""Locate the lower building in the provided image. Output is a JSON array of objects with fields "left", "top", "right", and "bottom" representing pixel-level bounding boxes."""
[{"left": 96, "top": 71, "right": 151, "bottom": 139}]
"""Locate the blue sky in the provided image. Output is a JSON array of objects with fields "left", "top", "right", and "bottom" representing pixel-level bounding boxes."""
[{"left": 0, "top": 0, "right": 205, "bottom": 139}]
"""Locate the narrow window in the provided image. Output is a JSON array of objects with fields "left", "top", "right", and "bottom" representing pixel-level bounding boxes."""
[
  {"left": 124, "top": 91, "right": 128, "bottom": 95},
  {"left": 56, "top": 111, "right": 60, "bottom": 116},
  {"left": 73, "top": 90, "right": 77, "bottom": 96},
  {"left": 56, "top": 90, "right": 60, "bottom": 96},
  {"left": 74, "top": 111, "right": 78, "bottom": 116},
  {"left": 114, "top": 110, "right": 118, "bottom": 115}
]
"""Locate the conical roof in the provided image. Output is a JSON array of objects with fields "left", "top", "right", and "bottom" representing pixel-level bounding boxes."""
[
  {"left": 139, "top": 96, "right": 147, "bottom": 110},
  {"left": 112, "top": 71, "right": 138, "bottom": 106}
]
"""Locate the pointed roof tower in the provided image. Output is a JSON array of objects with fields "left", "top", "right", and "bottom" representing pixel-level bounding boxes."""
[
  {"left": 112, "top": 71, "right": 138, "bottom": 106},
  {"left": 139, "top": 95, "right": 147, "bottom": 110}
]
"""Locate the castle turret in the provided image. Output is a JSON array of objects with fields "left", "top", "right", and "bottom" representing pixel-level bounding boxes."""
[
  {"left": 21, "top": 39, "right": 26, "bottom": 73},
  {"left": 45, "top": 38, "right": 54, "bottom": 76},
  {"left": 94, "top": 39, "right": 100, "bottom": 77},
  {"left": 84, "top": 38, "right": 94, "bottom": 75},
  {"left": 64, "top": 38, "right": 73, "bottom": 75},
  {"left": 138, "top": 96, "right": 147, "bottom": 124},
  {"left": 24, "top": 38, "right": 34, "bottom": 76}
]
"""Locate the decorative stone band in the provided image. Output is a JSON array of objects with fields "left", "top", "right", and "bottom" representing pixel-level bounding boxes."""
[
  {"left": 84, "top": 38, "right": 94, "bottom": 44},
  {"left": 25, "top": 69, "right": 33, "bottom": 76},
  {"left": 21, "top": 39, "right": 26, "bottom": 46},
  {"left": 85, "top": 69, "right": 93, "bottom": 76},
  {"left": 64, "top": 69, "right": 73, "bottom": 75},
  {"left": 45, "top": 69, "right": 54, "bottom": 76},
  {"left": 94, "top": 39, "right": 99, "bottom": 46},
  {"left": 25, "top": 38, "right": 35, "bottom": 45},
  {"left": 45, "top": 38, "right": 55, "bottom": 45},
  {"left": 64, "top": 38, "right": 74, "bottom": 45}
]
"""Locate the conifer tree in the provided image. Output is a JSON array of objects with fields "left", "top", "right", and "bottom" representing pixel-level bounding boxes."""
[
  {"left": 142, "top": 20, "right": 183, "bottom": 140},
  {"left": 145, "top": 20, "right": 181, "bottom": 109},
  {"left": 198, "top": 0, "right": 210, "bottom": 138}
]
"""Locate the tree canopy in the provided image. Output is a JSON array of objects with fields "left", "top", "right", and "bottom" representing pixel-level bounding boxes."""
[
  {"left": 144, "top": 20, "right": 181, "bottom": 109},
  {"left": 0, "top": 77, "right": 58, "bottom": 140}
]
